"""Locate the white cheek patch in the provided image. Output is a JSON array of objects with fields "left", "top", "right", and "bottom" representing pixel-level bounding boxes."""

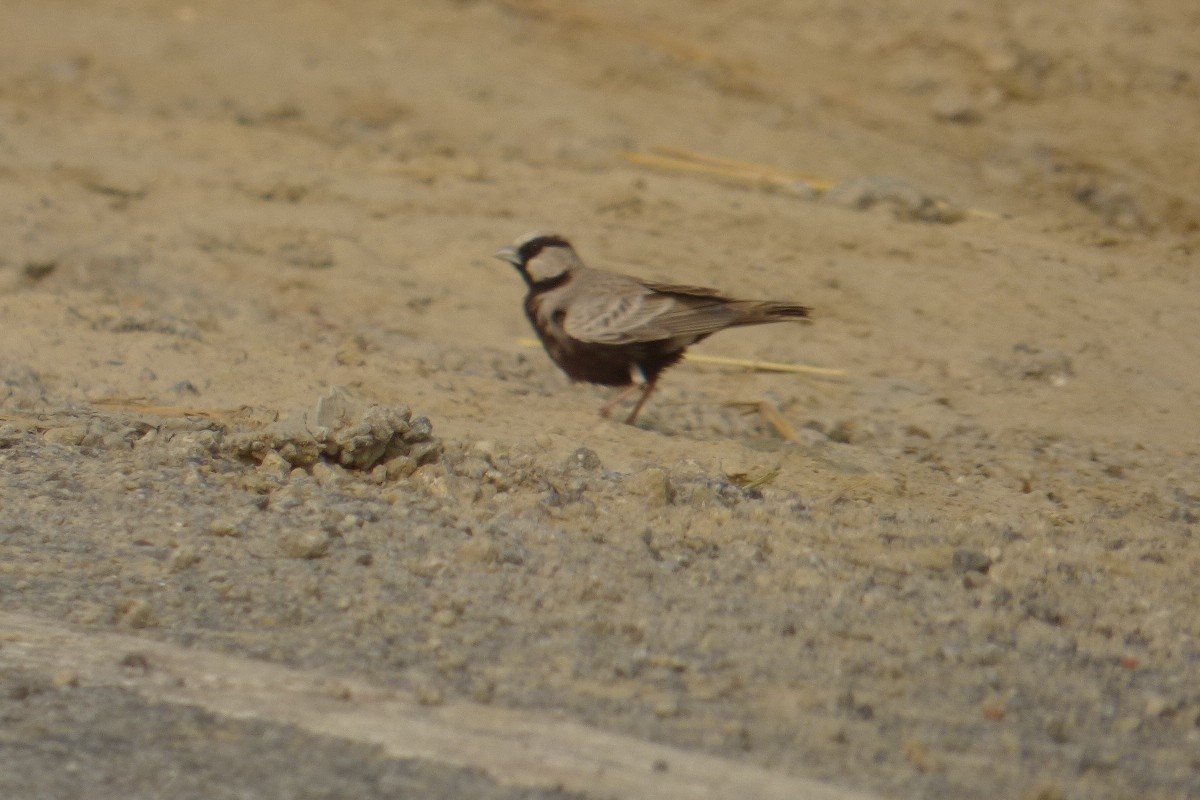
[{"left": 527, "top": 260, "right": 567, "bottom": 284}]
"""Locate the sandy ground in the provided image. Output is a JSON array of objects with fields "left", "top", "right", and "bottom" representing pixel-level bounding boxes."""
[{"left": 2, "top": 1, "right": 1199, "bottom": 798}]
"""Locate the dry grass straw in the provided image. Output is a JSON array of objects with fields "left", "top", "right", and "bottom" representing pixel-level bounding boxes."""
[
  {"left": 517, "top": 338, "right": 844, "bottom": 379},
  {"left": 0, "top": 399, "right": 276, "bottom": 430},
  {"left": 725, "top": 399, "right": 802, "bottom": 443},
  {"left": 494, "top": 0, "right": 757, "bottom": 84},
  {"left": 87, "top": 396, "right": 218, "bottom": 418},
  {"left": 683, "top": 352, "right": 845, "bottom": 378},
  {"left": 624, "top": 146, "right": 835, "bottom": 195},
  {"left": 626, "top": 145, "right": 1000, "bottom": 220},
  {"left": 87, "top": 398, "right": 279, "bottom": 427}
]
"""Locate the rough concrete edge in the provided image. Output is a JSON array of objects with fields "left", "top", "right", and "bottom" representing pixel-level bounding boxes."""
[{"left": 0, "top": 611, "right": 883, "bottom": 800}]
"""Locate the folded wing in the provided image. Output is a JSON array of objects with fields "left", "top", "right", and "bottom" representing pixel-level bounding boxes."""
[{"left": 564, "top": 284, "right": 746, "bottom": 345}]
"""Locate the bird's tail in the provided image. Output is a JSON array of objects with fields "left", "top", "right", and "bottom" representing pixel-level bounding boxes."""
[{"left": 731, "top": 301, "right": 811, "bottom": 325}]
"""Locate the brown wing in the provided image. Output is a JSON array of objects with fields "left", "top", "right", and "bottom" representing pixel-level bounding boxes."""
[
  {"left": 561, "top": 288, "right": 678, "bottom": 344},
  {"left": 563, "top": 281, "right": 745, "bottom": 345},
  {"left": 638, "top": 281, "right": 730, "bottom": 300}
]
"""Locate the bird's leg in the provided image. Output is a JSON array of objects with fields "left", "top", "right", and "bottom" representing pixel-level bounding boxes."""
[
  {"left": 599, "top": 384, "right": 641, "bottom": 419},
  {"left": 624, "top": 378, "right": 658, "bottom": 425}
]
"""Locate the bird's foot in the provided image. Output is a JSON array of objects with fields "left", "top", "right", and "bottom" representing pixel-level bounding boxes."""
[
  {"left": 599, "top": 384, "right": 641, "bottom": 419},
  {"left": 623, "top": 380, "right": 658, "bottom": 426}
]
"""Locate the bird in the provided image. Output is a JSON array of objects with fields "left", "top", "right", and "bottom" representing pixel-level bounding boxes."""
[{"left": 494, "top": 232, "right": 811, "bottom": 425}]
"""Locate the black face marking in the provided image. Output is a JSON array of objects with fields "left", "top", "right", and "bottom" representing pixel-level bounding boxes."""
[
  {"left": 524, "top": 269, "right": 570, "bottom": 292},
  {"left": 516, "top": 234, "right": 572, "bottom": 266}
]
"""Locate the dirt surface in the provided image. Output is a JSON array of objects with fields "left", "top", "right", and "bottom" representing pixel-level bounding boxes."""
[
  {"left": 0, "top": 669, "right": 583, "bottom": 800},
  {"left": 2, "top": 1, "right": 1199, "bottom": 798}
]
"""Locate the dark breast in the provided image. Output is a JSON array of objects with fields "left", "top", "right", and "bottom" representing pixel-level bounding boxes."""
[{"left": 524, "top": 295, "right": 689, "bottom": 387}]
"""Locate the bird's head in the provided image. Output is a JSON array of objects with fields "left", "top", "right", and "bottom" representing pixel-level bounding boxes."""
[{"left": 494, "top": 232, "right": 577, "bottom": 287}]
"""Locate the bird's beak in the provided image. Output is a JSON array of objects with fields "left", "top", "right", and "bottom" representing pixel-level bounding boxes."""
[{"left": 493, "top": 246, "right": 518, "bottom": 265}]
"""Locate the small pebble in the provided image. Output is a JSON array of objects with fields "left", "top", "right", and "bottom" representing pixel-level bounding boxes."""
[
  {"left": 325, "top": 683, "right": 353, "bottom": 701},
  {"left": 208, "top": 518, "right": 244, "bottom": 538},
  {"left": 312, "top": 461, "right": 347, "bottom": 486},
  {"left": 457, "top": 537, "right": 502, "bottom": 564},
  {"left": 114, "top": 599, "right": 156, "bottom": 629},
  {"left": 52, "top": 670, "right": 80, "bottom": 689},
  {"left": 417, "top": 686, "right": 444, "bottom": 706},
  {"left": 627, "top": 468, "right": 673, "bottom": 507},
  {"left": 280, "top": 529, "right": 331, "bottom": 559},
  {"left": 335, "top": 514, "right": 362, "bottom": 533},
  {"left": 653, "top": 698, "right": 682, "bottom": 718},
  {"left": 168, "top": 545, "right": 201, "bottom": 572},
  {"left": 43, "top": 425, "right": 87, "bottom": 446},
  {"left": 953, "top": 549, "right": 993, "bottom": 574},
  {"left": 827, "top": 420, "right": 857, "bottom": 444},
  {"left": 566, "top": 447, "right": 602, "bottom": 471},
  {"left": 409, "top": 441, "right": 442, "bottom": 465},
  {"left": 386, "top": 456, "right": 418, "bottom": 480},
  {"left": 431, "top": 608, "right": 459, "bottom": 627},
  {"left": 119, "top": 653, "right": 152, "bottom": 676},
  {"left": 932, "top": 89, "right": 980, "bottom": 123},
  {"left": 471, "top": 679, "right": 496, "bottom": 704},
  {"left": 404, "top": 416, "right": 434, "bottom": 443},
  {"left": 258, "top": 451, "right": 291, "bottom": 481},
  {"left": 0, "top": 423, "right": 25, "bottom": 448}
]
